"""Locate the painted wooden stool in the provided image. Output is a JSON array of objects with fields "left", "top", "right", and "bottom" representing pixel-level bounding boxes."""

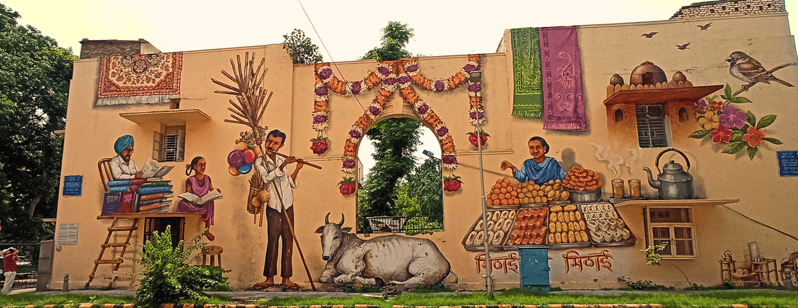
[{"left": 201, "top": 245, "right": 223, "bottom": 267}]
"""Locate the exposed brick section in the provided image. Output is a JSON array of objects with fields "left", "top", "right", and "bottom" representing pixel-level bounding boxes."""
[
  {"left": 79, "top": 39, "right": 161, "bottom": 59},
  {"left": 670, "top": 0, "right": 785, "bottom": 19}
]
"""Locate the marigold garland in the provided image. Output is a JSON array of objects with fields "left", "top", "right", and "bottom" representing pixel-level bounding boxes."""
[{"left": 313, "top": 56, "right": 484, "bottom": 193}]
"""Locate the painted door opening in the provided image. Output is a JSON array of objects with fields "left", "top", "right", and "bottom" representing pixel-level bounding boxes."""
[{"left": 356, "top": 117, "right": 443, "bottom": 234}]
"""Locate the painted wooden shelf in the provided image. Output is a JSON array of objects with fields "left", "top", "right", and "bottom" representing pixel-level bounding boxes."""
[
  {"left": 612, "top": 198, "right": 739, "bottom": 208},
  {"left": 120, "top": 109, "right": 211, "bottom": 125},
  {"left": 97, "top": 212, "right": 200, "bottom": 220},
  {"left": 603, "top": 85, "right": 723, "bottom": 106}
]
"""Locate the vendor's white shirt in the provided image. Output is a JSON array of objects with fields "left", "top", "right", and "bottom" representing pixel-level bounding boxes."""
[
  {"left": 254, "top": 156, "right": 297, "bottom": 212},
  {"left": 110, "top": 155, "right": 138, "bottom": 180}
]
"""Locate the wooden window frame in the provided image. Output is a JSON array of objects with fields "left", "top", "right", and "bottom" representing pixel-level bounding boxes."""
[
  {"left": 635, "top": 104, "right": 670, "bottom": 148},
  {"left": 153, "top": 125, "right": 185, "bottom": 163},
  {"left": 645, "top": 206, "right": 697, "bottom": 259}
]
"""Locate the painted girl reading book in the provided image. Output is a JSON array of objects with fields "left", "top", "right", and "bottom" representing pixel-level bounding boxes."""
[{"left": 177, "top": 156, "right": 222, "bottom": 241}]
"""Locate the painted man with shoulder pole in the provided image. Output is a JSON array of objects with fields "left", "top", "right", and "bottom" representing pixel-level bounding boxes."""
[{"left": 252, "top": 129, "right": 304, "bottom": 290}]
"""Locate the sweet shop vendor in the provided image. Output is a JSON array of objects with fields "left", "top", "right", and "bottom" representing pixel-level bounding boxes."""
[{"left": 500, "top": 136, "right": 566, "bottom": 185}]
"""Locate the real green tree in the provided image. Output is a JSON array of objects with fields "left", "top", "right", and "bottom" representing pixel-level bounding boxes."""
[
  {"left": 357, "top": 118, "right": 420, "bottom": 230},
  {"left": 361, "top": 21, "right": 414, "bottom": 61},
  {"left": 282, "top": 29, "right": 322, "bottom": 64},
  {"left": 0, "top": 4, "right": 77, "bottom": 241}
]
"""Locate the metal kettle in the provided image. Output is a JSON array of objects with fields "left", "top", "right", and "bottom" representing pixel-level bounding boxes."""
[{"left": 643, "top": 148, "right": 696, "bottom": 199}]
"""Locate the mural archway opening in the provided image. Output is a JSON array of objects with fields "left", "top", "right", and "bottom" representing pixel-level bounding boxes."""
[{"left": 355, "top": 117, "right": 443, "bottom": 234}]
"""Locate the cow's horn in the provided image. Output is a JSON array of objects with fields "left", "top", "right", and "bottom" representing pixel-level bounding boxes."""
[
  {"left": 338, "top": 213, "right": 345, "bottom": 226},
  {"left": 325, "top": 212, "right": 331, "bottom": 224}
]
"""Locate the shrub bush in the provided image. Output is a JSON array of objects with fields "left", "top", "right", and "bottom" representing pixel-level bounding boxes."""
[{"left": 133, "top": 226, "right": 229, "bottom": 307}]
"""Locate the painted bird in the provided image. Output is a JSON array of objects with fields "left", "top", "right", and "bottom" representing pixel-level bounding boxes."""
[
  {"left": 726, "top": 51, "right": 794, "bottom": 87},
  {"left": 641, "top": 32, "right": 658, "bottom": 38},
  {"left": 676, "top": 42, "right": 690, "bottom": 50},
  {"left": 697, "top": 22, "right": 712, "bottom": 30}
]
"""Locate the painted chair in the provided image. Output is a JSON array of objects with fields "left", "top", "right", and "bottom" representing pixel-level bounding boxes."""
[
  {"left": 730, "top": 254, "right": 761, "bottom": 286},
  {"left": 98, "top": 158, "right": 113, "bottom": 192}
]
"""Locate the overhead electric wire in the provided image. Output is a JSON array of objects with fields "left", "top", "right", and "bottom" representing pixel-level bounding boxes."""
[{"left": 297, "top": 0, "right": 366, "bottom": 112}]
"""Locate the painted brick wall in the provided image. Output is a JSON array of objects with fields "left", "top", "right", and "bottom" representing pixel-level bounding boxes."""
[{"left": 671, "top": 0, "right": 785, "bottom": 19}]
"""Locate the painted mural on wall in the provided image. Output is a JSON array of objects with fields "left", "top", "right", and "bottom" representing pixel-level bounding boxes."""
[
  {"left": 604, "top": 62, "right": 723, "bottom": 147},
  {"left": 176, "top": 157, "right": 223, "bottom": 241},
  {"left": 96, "top": 53, "right": 183, "bottom": 106},
  {"left": 212, "top": 53, "right": 319, "bottom": 291},
  {"left": 315, "top": 213, "right": 453, "bottom": 286},
  {"left": 688, "top": 49, "right": 794, "bottom": 160},
  {"left": 314, "top": 56, "right": 484, "bottom": 194},
  {"left": 510, "top": 27, "right": 587, "bottom": 131},
  {"left": 562, "top": 249, "right": 613, "bottom": 274},
  {"left": 100, "top": 135, "right": 175, "bottom": 215},
  {"left": 474, "top": 252, "right": 520, "bottom": 275},
  {"left": 460, "top": 200, "right": 635, "bottom": 251},
  {"left": 691, "top": 94, "right": 780, "bottom": 159}
]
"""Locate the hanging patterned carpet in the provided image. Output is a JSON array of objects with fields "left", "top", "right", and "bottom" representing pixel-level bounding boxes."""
[
  {"left": 540, "top": 26, "right": 587, "bottom": 130},
  {"left": 96, "top": 52, "right": 183, "bottom": 106},
  {"left": 510, "top": 27, "right": 543, "bottom": 118}
]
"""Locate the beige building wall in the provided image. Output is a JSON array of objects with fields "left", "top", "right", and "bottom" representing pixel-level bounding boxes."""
[{"left": 54, "top": 11, "right": 798, "bottom": 290}]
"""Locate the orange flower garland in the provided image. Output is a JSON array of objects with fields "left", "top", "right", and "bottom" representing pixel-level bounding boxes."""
[{"left": 314, "top": 57, "right": 483, "bottom": 192}]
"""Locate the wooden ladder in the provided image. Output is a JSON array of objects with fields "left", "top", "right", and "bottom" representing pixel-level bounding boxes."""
[{"left": 85, "top": 217, "right": 139, "bottom": 289}]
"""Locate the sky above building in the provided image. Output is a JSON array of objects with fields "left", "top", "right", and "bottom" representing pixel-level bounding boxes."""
[
  {"left": 6, "top": 0, "right": 797, "bottom": 176},
  {"left": 7, "top": 0, "right": 797, "bottom": 62}
]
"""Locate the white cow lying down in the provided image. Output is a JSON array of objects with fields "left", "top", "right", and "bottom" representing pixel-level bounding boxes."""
[{"left": 315, "top": 213, "right": 454, "bottom": 286}]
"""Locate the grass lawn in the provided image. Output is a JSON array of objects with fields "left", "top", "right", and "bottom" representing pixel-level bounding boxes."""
[
  {"left": 0, "top": 289, "right": 795, "bottom": 308},
  {"left": 257, "top": 289, "right": 798, "bottom": 308}
]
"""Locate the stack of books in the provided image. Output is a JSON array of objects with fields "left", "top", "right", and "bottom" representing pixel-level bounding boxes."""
[{"left": 136, "top": 180, "right": 173, "bottom": 212}]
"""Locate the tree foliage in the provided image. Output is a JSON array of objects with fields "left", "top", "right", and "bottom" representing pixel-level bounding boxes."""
[
  {"left": 282, "top": 29, "right": 322, "bottom": 64},
  {"left": 0, "top": 4, "right": 77, "bottom": 241},
  {"left": 362, "top": 21, "right": 414, "bottom": 61},
  {"left": 356, "top": 118, "right": 420, "bottom": 230},
  {"left": 406, "top": 157, "right": 443, "bottom": 222},
  {"left": 134, "top": 226, "right": 229, "bottom": 307}
]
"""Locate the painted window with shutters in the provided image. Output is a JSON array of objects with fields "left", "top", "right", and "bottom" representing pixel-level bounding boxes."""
[
  {"left": 636, "top": 104, "right": 669, "bottom": 148},
  {"left": 152, "top": 125, "right": 185, "bottom": 162},
  {"left": 646, "top": 207, "right": 696, "bottom": 258}
]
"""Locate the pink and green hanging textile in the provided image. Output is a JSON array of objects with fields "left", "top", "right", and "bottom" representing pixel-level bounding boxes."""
[
  {"left": 540, "top": 26, "right": 586, "bottom": 130},
  {"left": 511, "top": 27, "right": 543, "bottom": 118}
]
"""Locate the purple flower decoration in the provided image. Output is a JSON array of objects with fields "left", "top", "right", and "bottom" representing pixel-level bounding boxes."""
[
  {"left": 369, "top": 106, "right": 381, "bottom": 116},
  {"left": 469, "top": 111, "right": 484, "bottom": 119},
  {"left": 719, "top": 105, "right": 748, "bottom": 129},
  {"left": 318, "top": 68, "right": 332, "bottom": 80},
  {"left": 417, "top": 104, "right": 429, "bottom": 114},
  {"left": 383, "top": 77, "right": 397, "bottom": 85},
  {"left": 378, "top": 66, "right": 390, "bottom": 76},
  {"left": 434, "top": 80, "right": 445, "bottom": 92},
  {"left": 442, "top": 155, "right": 457, "bottom": 165},
  {"left": 342, "top": 160, "right": 357, "bottom": 169},
  {"left": 350, "top": 81, "right": 362, "bottom": 95},
  {"left": 695, "top": 99, "right": 707, "bottom": 110},
  {"left": 349, "top": 129, "right": 362, "bottom": 139},
  {"left": 437, "top": 126, "right": 449, "bottom": 137},
  {"left": 313, "top": 114, "right": 328, "bottom": 124},
  {"left": 463, "top": 64, "right": 477, "bottom": 72},
  {"left": 315, "top": 86, "right": 329, "bottom": 96},
  {"left": 398, "top": 75, "right": 411, "bottom": 84},
  {"left": 407, "top": 65, "right": 418, "bottom": 72},
  {"left": 468, "top": 83, "right": 482, "bottom": 92}
]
